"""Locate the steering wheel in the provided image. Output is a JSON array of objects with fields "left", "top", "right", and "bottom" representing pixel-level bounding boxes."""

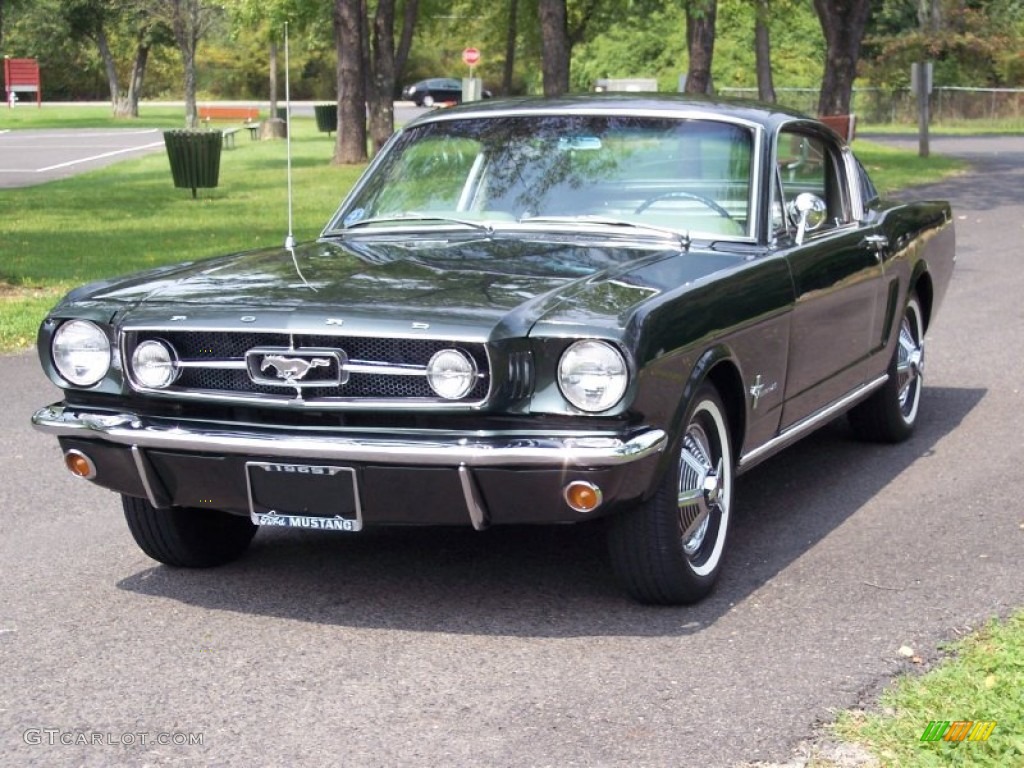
[{"left": 634, "top": 191, "right": 734, "bottom": 221}]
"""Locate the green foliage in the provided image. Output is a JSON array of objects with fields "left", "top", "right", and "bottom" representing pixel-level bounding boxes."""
[
  {"left": 863, "top": 0, "right": 1024, "bottom": 88},
  {"left": 571, "top": 0, "right": 825, "bottom": 93}
]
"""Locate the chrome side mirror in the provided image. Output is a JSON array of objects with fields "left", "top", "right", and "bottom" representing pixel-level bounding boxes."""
[{"left": 792, "top": 192, "right": 827, "bottom": 245}]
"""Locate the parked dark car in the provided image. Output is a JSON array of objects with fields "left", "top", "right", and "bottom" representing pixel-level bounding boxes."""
[
  {"left": 32, "top": 95, "right": 955, "bottom": 604},
  {"left": 402, "top": 77, "right": 491, "bottom": 107}
]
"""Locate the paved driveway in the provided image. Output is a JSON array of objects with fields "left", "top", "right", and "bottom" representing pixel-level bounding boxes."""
[
  {"left": 0, "top": 128, "right": 166, "bottom": 188},
  {"left": 0, "top": 136, "right": 1021, "bottom": 767}
]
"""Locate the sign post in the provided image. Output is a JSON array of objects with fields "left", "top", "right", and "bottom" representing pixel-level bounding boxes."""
[{"left": 461, "top": 48, "right": 483, "bottom": 103}]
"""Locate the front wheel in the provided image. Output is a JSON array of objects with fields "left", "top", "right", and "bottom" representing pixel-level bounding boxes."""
[
  {"left": 608, "top": 384, "right": 734, "bottom": 605},
  {"left": 122, "top": 495, "right": 257, "bottom": 568},
  {"left": 848, "top": 293, "right": 925, "bottom": 443}
]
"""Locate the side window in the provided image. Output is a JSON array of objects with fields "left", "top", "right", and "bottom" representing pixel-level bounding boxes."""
[{"left": 774, "top": 128, "right": 851, "bottom": 236}]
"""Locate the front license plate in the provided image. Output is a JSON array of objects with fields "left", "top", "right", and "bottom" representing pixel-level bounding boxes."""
[{"left": 245, "top": 462, "right": 362, "bottom": 532}]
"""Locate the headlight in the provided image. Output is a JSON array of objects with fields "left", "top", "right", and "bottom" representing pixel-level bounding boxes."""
[
  {"left": 557, "top": 340, "right": 628, "bottom": 412},
  {"left": 131, "top": 340, "right": 178, "bottom": 389},
  {"left": 426, "top": 349, "right": 477, "bottom": 400},
  {"left": 52, "top": 320, "right": 111, "bottom": 387}
]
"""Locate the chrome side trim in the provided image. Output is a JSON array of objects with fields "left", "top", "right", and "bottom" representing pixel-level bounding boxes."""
[
  {"left": 738, "top": 374, "right": 888, "bottom": 471},
  {"left": 32, "top": 404, "right": 667, "bottom": 469},
  {"left": 458, "top": 465, "right": 489, "bottom": 531},
  {"left": 131, "top": 445, "right": 170, "bottom": 508}
]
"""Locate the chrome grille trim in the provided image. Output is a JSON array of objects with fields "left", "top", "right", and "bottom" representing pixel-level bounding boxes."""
[{"left": 120, "top": 329, "right": 492, "bottom": 409}]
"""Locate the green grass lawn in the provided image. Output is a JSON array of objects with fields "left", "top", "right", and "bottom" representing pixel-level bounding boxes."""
[{"left": 0, "top": 103, "right": 191, "bottom": 130}]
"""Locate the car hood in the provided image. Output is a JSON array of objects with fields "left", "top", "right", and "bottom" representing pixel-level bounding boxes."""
[{"left": 71, "top": 235, "right": 743, "bottom": 340}]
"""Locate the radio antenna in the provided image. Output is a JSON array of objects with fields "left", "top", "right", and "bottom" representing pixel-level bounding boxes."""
[{"left": 283, "top": 21, "right": 295, "bottom": 249}]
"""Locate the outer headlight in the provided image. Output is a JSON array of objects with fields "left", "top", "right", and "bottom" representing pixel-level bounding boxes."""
[
  {"left": 427, "top": 349, "right": 477, "bottom": 400},
  {"left": 557, "top": 340, "right": 628, "bottom": 412},
  {"left": 131, "top": 340, "right": 179, "bottom": 389},
  {"left": 52, "top": 320, "right": 111, "bottom": 387}
]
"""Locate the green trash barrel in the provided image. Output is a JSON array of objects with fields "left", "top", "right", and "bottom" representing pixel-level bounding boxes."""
[
  {"left": 163, "top": 130, "right": 222, "bottom": 199},
  {"left": 314, "top": 103, "right": 337, "bottom": 135}
]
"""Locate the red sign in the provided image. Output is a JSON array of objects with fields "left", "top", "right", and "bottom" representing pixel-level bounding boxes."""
[{"left": 462, "top": 48, "right": 481, "bottom": 67}]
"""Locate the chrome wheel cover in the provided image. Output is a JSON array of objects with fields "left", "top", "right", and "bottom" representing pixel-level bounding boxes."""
[
  {"left": 676, "top": 400, "right": 731, "bottom": 576},
  {"left": 896, "top": 300, "right": 924, "bottom": 423}
]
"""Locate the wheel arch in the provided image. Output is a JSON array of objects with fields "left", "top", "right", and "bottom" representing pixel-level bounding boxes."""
[
  {"left": 911, "top": 266, "right": 935, "bottom": 333},
  {"left": 674, "top": 347, "right": 747, "bottom": 465}
]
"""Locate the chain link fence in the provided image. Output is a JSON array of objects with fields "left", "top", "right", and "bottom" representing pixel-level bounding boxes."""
[{"left": 719, "top": 87, "right": 1024, "bottom": 124}]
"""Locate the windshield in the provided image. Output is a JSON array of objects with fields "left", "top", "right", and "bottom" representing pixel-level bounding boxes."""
[{"left": 326, "top": 114, "right": 756, "bottom": 240}]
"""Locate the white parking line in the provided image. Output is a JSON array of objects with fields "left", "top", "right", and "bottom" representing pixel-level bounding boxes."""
[{"left": 35, "top": 140, "right": 165, "bottom": 172}]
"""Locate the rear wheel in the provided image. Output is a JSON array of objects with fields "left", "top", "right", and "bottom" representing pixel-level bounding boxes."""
[
  {"left": 122, "top": 495, "right": 256, "bottom": 568},
  {"left": 849, "top": 294, "right": 925, "bottom": 443},
  {"left": 608, "top": 384, "right": 734, "bottom": 605}
]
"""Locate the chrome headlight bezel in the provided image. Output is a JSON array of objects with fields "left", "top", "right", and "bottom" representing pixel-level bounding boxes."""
[
  {"left": 426, "top": 348, "right": 478, "bottom": 400},
  {"left": 557, "top": 339, "right": 629, "bottom": 413},
  {"left": 130, "top": 339, "right": 179, "bottom": 389},
  {"left": 51, "top": 319, "right": 112, "bottom": 387}
]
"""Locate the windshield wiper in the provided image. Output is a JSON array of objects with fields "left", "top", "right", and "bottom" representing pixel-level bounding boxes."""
[
  {"left": 339, "top": 213, "right": 495, "bottom": 236},
  {"left": 519, "top": 215, "right": 690, "bottom": 250}
]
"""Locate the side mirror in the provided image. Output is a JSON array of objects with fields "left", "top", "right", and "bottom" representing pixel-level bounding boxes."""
[{"left": 792, "top": 192, "right": 827, "bottom": 245}]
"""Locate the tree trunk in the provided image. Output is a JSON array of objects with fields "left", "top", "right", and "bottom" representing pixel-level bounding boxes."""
[
  {"left": 503, "top": 0, "right": 518, "bottom": 96},
  {"left": 538, "top": 0, "right": 569, "bottom": 97},
  {"left": 367, "top": 0, "right": 396, "bottom": 156},
  {"left": 269, "top": 39, "right": 278, "bottom": 116},
  {"left": 333, "top": 0, "right": 367, "bottom": 164},
  {"left": 754, "top": 0, "right": 776, "bottom": 103},
  {"left": 813, "top": 0, "right": 871, "bottom": 116},
  {"left": 394, "top": 0, "right": 418, "bottom": 87},
  {"left": 685, "top": 0, "right": 717, "bottom": 95},
  {"left": 182, "top": 46, "right": 198, "bottom": 128},
  {"left": 123, "top": 32, "right": 151, "bottom": 119},
  {"left": 96, "top": 28, "right": 121, "bottom": 109}
]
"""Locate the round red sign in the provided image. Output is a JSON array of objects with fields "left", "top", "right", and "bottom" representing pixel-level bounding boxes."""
[{"left": 462, "top": 47, "right": 481, "bottom": 67}]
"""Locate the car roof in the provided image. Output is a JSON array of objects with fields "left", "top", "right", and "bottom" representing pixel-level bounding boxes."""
[{"left": 406, "top": 92, "right": 815, "bottom": 134}]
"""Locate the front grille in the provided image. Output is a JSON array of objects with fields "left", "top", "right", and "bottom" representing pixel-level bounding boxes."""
[{"left": 123, "top": 330, "right": 490, "bottom": 406}]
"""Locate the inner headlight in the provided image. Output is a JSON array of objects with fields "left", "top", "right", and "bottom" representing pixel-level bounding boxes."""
[
  {"left": 131, "top": 340, "right": 179, "bottom": 389},
  {"left": 426, "top": 349, "right": 477, "bottom": 400},
  {"left": 557, "top": 340, "right": 628, "bottom": 412},
  {"left": 52, "top": 320, "right": 111, "bottom": 387}
]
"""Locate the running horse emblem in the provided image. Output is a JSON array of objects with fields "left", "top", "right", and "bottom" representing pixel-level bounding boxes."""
[{"left": 260, "top": 355, "right": 332, "bottom": 382}]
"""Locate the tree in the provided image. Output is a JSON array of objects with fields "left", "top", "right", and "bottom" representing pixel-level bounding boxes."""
[
  {"left": 813, "top": 0, "right": 871, "bottom": 115},
  {"left": 684, "top": 0, "right": 717, "bottom": 94},
  {"left": 754, "top": 0, "right": 775, "bottom": 102},
  {"left": 365, "top": 0, "right": 420, "bottom": 154},
  {"left": 333, "top": 0, "right": 366, "bottom": 163},
  {"left": 62, "top": 0, "right": 167, "bottom": 118},
  {"left": 538, "top": 0, "right": 569, "bottom": 95},
  {"left": 153, "top": 0, "right": 220, "bottom": 128}
]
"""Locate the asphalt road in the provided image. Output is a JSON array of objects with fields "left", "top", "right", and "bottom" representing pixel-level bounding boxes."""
[{"left": 1, "top": 136, "right": 1022, "bottom": 767}]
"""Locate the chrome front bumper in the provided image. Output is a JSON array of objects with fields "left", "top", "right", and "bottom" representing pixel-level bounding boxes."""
[{"left": 31, "top": 404, "right": 667, "bottom": 469}]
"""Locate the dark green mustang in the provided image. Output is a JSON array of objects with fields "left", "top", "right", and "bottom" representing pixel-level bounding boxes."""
[{"left": 32, "top": 96, "right": 955, "bottom": 604}]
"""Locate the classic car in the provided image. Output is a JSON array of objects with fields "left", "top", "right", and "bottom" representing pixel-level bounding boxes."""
[{"left": 32, "top": 95, "right": 955, "bottom": 605}]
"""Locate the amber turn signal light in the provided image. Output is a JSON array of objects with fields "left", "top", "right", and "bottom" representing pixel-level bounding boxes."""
[
  {"left": 563, "top": 480, "right": 603, "bottom": 513},
  {"left": 64, "top": 450, "right": 97, "bottom": 480}
]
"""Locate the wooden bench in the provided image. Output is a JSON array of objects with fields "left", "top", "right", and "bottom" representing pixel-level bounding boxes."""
[
  {"left": 818, "top": 114, "right": 856, "bottom": 143},
  {"left": 197, "top": 106, "right": 261, "bottom": 147}
]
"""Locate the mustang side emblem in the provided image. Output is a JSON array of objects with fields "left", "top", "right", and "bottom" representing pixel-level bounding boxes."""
[{"left": 261, "top": 355, "right": 331, "bottom": 382}]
